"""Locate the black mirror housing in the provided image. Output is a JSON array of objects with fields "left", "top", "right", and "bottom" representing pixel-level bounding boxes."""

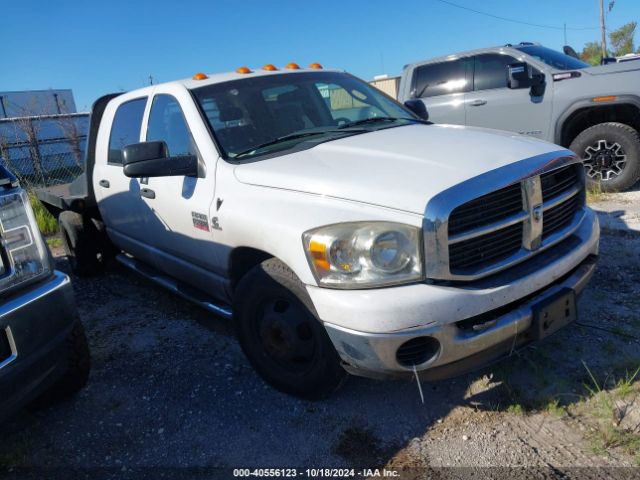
[
  {"left": 507, "top": 62, "right": 532, "bottom": 89},
  {"left": 508, "top": 62, "right": 546, "bottom": 96},
  {"left": 122, "top": 141, "right": 198, "bottom": 178},
  {"left": 403, "top": 99, "right": 429, "bottom": 121}
]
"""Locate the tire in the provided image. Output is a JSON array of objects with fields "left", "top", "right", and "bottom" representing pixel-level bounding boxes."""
[
  {"left": 234, "top": 258, "right": 347, "bottom": 399},
  {"left": 30, "top": 320, "right": 91, "bottom": 409},
  {"left": 569, "top": 122, "right": 640, "bottom": 192},
  {"left": 59, "top": 211, "right": 105, "bottom": 276}
]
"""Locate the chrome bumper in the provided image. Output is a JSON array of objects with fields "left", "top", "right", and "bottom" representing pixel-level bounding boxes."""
[{"left": 323, "top": 212, "right": 599, "bottom": 379}]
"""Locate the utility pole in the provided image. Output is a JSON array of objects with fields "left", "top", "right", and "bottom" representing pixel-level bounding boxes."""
[{"left": 600, "top": 0, "right": 607, "bottom": 58}]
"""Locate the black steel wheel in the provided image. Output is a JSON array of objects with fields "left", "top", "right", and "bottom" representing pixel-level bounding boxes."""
[{"left": 234, "top": 258, "right": 346, "bottom": 399}]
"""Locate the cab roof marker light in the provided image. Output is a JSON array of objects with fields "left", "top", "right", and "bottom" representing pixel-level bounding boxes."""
[
  {"left": 262, "top": 64, "right": 278, "bottom": 71},
  {"left": 592, "top": 95, "right": 616, "bottom": 102},
  {"left": 192, "top": 73, "right": 208, "bottom": 80},
  {"left": 284, "top": 63, "right": 300, "bottom": 70},
  {"left": 236, "top": 66, "right": 252, "bottom": 74},
  {"left": 308, "top": 63, "right": 323, "bottom": 69}
]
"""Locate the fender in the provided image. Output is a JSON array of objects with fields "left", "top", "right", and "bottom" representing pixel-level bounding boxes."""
[{"left": 554, "top": 94, "right": 640, "bottom": 145}]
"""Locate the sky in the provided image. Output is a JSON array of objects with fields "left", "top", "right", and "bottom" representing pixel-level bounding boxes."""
[{"left": 2, "top": 0, "right": 638, "bottom": 111}]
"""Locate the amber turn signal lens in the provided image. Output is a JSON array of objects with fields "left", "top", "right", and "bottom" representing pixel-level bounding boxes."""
[
  {"left": 309, "top": 240, "right": 330, "bottom": 271},
  {"left": 592, "top": 95, "right": 616, "bottom": 102},
  {"left": 192, "top": 73, "right": 208, "bottom": 80}
]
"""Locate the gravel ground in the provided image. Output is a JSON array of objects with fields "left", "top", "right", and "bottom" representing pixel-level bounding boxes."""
[{"left": 1, "top": 195, "right": 640, "bottom": 479}]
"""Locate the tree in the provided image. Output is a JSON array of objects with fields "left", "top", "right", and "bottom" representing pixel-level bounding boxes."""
[
  {"left": 581, "top": 41, "right": 604, "bottom": 65},
  {"left": 609, "top": 21, "right": 637, "bottom": 56}
]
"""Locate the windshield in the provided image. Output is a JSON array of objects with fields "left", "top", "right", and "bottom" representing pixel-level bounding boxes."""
[
  {"left": 515, "top": 45, "right": 590, "bottom": 71},
  {"left": 192, "top": 71, "right": 418, "bottom": 160}
]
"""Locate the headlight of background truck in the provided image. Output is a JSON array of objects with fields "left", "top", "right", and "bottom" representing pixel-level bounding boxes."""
[
  {"left": 0, "top": 189, "right": 52, "bottom": 292},
  {"left": 303, "top": 222, "right": 423, "bottom": 288}
]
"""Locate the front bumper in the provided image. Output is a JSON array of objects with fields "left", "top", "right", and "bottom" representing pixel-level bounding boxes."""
[
  {"left": 0, "top": 271, "right": 78, "bottom": 422},
  {"left": 313, "top": 208, "right": 599, "bottom": 379}
]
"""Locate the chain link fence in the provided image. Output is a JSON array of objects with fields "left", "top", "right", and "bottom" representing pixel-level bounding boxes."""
[{"left": 0, "top": 113, "right": 89, "bottom": 190}]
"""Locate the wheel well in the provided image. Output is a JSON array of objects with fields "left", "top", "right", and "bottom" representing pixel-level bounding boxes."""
[
  {"left": 229, "top": 247, "right": 273, "bottom": 291},
  {"left": 561, "top": 104, "right": 640, "bottom": 147}
]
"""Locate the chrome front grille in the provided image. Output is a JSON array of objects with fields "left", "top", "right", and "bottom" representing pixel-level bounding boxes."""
[
  {"left": 424, "top": 154, "right": 586, "bottom": 281},
  {"left": 448, "top": 183, "right": 523, "bottom": 236},
  {"left": 449, "top": 222, "right": 523, "bottom": 271}
]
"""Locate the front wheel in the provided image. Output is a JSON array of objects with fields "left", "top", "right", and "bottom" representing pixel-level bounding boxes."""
[
  {"left": 569, "top": 122, "right": 640, "bottom": 192},
  {"left": 233, "top": 259, "right": 346, "bottom": 399}
]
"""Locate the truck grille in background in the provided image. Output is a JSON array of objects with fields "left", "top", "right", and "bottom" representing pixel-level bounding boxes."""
[{"left": 446, "top": 163, "right": 584, "bottom": 276}]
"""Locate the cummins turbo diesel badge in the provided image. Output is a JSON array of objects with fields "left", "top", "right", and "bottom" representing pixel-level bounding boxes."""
[{"left": 191, "top": 212, "right": 210, "bottom": 232}]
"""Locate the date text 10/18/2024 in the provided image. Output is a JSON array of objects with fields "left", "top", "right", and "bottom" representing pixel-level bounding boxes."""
[{"left": 233, "top": 468, "right": 400, "bottom": 478}]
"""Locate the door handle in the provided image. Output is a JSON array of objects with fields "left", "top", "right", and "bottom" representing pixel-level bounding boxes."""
[
  {"left": 99, "top": 179, "right": 110, "bottom": 188},
  {"left": 470, "top": 99, "right": 487, "bottom": 107},
  {"left": 140, "top": 188, "right": 155, "bottom": 199}
]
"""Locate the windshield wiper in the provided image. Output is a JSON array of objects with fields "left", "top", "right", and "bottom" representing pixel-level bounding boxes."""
[
  {"left": 233, "top": 128, "right": 355, "bottom": 158},
  {"left": 338, "top": 116, "right": 428, "bottom": 129}
]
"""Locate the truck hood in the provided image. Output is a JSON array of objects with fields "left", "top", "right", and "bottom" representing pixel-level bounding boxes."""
[
  {"left": 233, "top": 124, "right": 565, "bottom": 214},
  {"left": 581, "top": 62, "right": 640, "bottom": 75}
]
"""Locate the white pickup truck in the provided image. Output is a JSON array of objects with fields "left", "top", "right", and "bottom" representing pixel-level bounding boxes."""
[{"left": 37, "top": 64, "right": 599, "bottom": 398}]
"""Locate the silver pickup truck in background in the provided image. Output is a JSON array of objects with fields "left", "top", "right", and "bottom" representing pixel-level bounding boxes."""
[{"left": 398, "top": 43, "right": 640, "bottom": 192}]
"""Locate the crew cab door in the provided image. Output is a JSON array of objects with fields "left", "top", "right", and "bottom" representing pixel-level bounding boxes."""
[
  {"left": 93, "top": 95, "right": 157, "bottom": 264},
  {"left": 405, "top": 57, "right": 472, "bottom": 125},
  {"left": 137, "top": 88, "right": 227, "bottom": 298},
  {"left": 464, "top": 54, "right": 553, "bottom": 139}
]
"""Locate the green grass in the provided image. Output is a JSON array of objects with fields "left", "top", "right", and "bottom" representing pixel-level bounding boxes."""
[
  {"left": 586, "top": 182, "right": 608, "bottom": 204},
  {"left": 545, "top": 399, "right": 565, "bottom": 417},
  {"left": 46, "top": 237, "right": 62, "bottom": 248},
  {"left": 579, "top": 362, "right": 640, "bottom": 461},
  {"left": 506, "top": 404, "right": 524, "bottom": 415},
  {"left": 28, "top": 192, "right": 58, "bottom": 236}
]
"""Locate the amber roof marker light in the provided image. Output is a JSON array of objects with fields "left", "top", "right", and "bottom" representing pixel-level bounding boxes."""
[
  {"left": 192, "top": 73, "right": 208, "bottom": 80},
  {"left": 262, "top": 64, "right": 278, "bottom": 71},
  {"left": 284, "top": 63, "right": 300, "bottom": 70},
  {"left": 308, "top": 63, "right": 323, "bottom": 69},
  {"left": 236, "top": 66, "right": 252, "bottom": 74}
]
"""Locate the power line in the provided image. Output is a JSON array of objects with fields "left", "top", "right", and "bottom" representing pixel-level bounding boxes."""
[{"left": 433, "top": 0, "right": 598, "bottom": 31}]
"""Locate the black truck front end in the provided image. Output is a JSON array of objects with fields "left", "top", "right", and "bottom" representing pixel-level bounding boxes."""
[{"left": 0, "top": 166, "right": 89, "bottom": 422}]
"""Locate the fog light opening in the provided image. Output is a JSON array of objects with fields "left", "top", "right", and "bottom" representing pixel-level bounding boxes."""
[{"left": 396, "top": 336, "right": 440, "bottom": 367}]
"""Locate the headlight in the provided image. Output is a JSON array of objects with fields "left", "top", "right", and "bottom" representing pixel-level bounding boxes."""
[
  {"left": 0, "top": 189, "right": 52, "bottom": 293},
  {"left": 303, "top": 222, "right": 423, "bottom": 288}
]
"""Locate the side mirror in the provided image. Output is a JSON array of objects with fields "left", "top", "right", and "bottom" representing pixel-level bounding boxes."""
[
  {"left": 122, "top": 141, "right": 198, "bottom": 178},
  {"left": 508, "top": 62, "right": 546, "bottom": 96},
  {"left": 403, "top": 99, "right": 429, "bottom": 121},
  {"left": 507, "top": 62, "right": 532, "bottom": 89}
]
